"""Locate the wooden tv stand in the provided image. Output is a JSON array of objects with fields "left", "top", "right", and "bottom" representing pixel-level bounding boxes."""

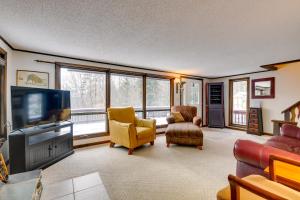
[{"left": 9, "top": 121, "right": 73, "bottom": 174}]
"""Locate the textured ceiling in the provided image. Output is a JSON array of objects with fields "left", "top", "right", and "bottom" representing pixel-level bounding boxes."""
[{"left": 0, "top": 0, "right": 300, "bottom": 77}]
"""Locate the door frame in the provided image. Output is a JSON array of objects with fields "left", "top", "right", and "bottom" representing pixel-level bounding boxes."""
[
  {"left": 0, "top": 47, "right": 7, "bottom": 140},
  {"left": 229, "top": 77, "right": 250, "bottom": 128}
]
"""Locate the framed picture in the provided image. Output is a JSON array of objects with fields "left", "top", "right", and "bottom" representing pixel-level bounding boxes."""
[
  {"left": 16, "top": 70, "right": 49, "bottom": 89},
  {"left": 252, "top": 77, "right": 275, "bottom": 99}
]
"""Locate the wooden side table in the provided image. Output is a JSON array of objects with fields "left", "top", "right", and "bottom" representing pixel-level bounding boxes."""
[{"left": 264, "top": 161, "right": 300, "bottom": 191}]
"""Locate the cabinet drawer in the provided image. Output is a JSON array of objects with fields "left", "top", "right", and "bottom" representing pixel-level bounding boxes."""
[
  {"left": 249, "top": 124, "right": 258, "bottom": 129},
  {"left": 249, "top": 119, "right": 258, "bottom": 124},
  {"left": 250, "top": 109, "right": 258, "bottom": 114},
  {"left": 250, "top": 114, "right": 257, "bottom": 118},
  {"left": 248, "top": 128, "right": 258, "bottom": 133}
]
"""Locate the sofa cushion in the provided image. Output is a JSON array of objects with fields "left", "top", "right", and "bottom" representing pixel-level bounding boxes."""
[
  {"left": 266, "top": 136, "right": 300, "bottom": 154},
  {"left": 281, "top": 124, "right": 300, "bottom": 139},
  {"left": 136, "top": 127, "right": 153, "bottom": 140},
  {"left": 171, "top": 112, "right": 185, "bottom": 123},
  {"left": 166, "top": 122, "right": 203, "bottom": 138},
  {"left": 217, "top": 175, "right": 300, "bottom": 200}
]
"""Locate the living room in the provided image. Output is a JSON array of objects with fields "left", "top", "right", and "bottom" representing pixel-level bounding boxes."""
[{"left": 1, "top": 1, "right": 300, "bottom": 200}]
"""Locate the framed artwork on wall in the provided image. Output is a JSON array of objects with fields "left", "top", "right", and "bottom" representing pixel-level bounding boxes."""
[
  {"left": 16, "top": 70, "right": 49, "bottom": 89},
  {"left": 251, "top": 77, "right": 275, "bottom": 99}
]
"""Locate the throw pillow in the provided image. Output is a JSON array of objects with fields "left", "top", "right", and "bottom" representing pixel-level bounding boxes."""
[{"left": 171, "top": 112, "right": 185, "bottom": 123}]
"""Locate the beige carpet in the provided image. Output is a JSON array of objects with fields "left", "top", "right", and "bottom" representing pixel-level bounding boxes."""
[{"left": 42, "top": 128, "right": 269, "bottom": 200}]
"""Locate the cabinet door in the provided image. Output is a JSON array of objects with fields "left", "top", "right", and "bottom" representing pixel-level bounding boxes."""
[
  {"left": 27, "top": 140, "right": 54, "bottom": 170},
  {"left": 54, "top": 134, "right": 73, "bottom": 158},
  {"left": 209, "top": 108, "right": 224, "bottom": 128}
]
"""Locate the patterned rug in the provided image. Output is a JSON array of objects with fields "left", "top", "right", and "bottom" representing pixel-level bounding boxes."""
[{"left": 42, "top": 128, "right": 269, "bottom": 200}]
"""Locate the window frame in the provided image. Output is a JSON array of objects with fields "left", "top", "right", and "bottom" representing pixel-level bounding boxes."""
[
  {"left": 0, "top": 48, "right": 7, "bottom": 141},
  {"left": 55, "top": 62, "right": 174, "bottom": 138}
]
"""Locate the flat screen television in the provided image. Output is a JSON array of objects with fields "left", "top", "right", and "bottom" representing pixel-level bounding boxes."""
[{"left": 11, "top": 86, "right": 71, "bottom": 131}]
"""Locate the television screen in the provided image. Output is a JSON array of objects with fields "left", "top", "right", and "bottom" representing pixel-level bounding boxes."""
[{"left": 11, "top": 86, "right": 71, "bottom": 130}]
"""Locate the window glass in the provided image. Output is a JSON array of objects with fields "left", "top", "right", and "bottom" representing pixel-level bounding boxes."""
[
  {"left": 61, "top": 68, "right": 106, "bottom": 135},
  {"left": 110, "top": 74, "right": 143, "bottom": 111},
  {"left": 146, "top": 78, "right": 170, "bottom": 125}
]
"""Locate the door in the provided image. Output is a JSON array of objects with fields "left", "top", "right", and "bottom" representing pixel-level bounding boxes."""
[
  {"left": 27, "top": 140, "right": 54, "bottom": 170},
  {"left": 229, "top": 78, "right": 250, "bottom": 127},
  {"left": 182, "top": 78, "right": 203, "bottom": 117},
  {"left": 54, "top": 134, "right": 73, "bottom": 158}
]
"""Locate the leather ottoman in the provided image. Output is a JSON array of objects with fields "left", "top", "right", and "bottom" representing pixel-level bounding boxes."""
[{"left": 165, "top": 122, "right": 203, "bottom": 149}]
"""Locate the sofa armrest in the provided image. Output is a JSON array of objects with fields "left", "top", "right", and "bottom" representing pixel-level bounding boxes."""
[
  {"left": 166, "top": 116, "right": 175, "bottom": 124},
  {"left": 193, "top": 116, "right": 202, "bottom": 127},
  {"left": 234, "top": 140, "right": 300, "bottom": 170},
  {"left": 281, "top": 124, "right": 300, "bottom": 139}
]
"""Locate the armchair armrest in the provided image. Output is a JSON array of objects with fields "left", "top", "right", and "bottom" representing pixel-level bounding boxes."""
[
  {"left": 166, "top": 116, "right": 175, "bottom": 124},
  {"left": 109, "top": 120, "right": 137, "bottom": 146},
  {"left": 193, "top": 116, "right": 202, "bottom": 127},
  {"left": 135, "top": 117, "right": 156, "bottom": 129},
  {"left": 228, "top": 174, "right": 285, "bottom": 200}
]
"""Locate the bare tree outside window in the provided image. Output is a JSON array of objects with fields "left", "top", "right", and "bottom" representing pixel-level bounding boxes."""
[
  {"left": 61, "top": 68, "right": 106, "bottom": 135},
  {"left": 146, "top": 78, "right": 170, "bottom": 125}
]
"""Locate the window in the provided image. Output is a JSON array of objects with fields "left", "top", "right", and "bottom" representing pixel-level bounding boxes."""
[
  {"left": 146, "top": 78, "right": 170, "bottom": 126},
  {"left": 182, "top": 78, "right": 202, "bottom": 116},
  {"left": 60, "top": 68, "right": 106, "bottom": 136},
  {"left": 110, "top": 74, "right": 143, "bottom": 117},
  {"left": 229, "top": 78, "right": 249, "bottom": 127},
  {"left": 57, "top": 63, "right": 174, "bottom": 139}
]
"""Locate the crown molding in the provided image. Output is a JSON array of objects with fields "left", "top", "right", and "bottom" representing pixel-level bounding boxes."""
[{"left": 0, "top": 35, "right": 14, "bottom": 50}]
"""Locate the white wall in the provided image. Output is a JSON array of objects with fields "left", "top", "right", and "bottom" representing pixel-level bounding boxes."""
[{"left": 210, "top": 64, "right": 300, "bottom": 134}]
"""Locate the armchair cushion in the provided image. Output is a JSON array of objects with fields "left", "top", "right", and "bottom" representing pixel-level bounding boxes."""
[
  {"left": 171, "top": 112, "right": 185, "bottom": 123},
  {"left": 136, "top": 127, "right": 153, "bottom": 140}
]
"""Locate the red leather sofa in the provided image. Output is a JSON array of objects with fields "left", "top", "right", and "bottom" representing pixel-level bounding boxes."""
[{"left": 234, "top": 124, "right": 300, "bottom": 177}]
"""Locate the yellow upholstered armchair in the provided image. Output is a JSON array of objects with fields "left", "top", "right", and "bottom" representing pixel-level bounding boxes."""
[{"left": 107, "top": 107, "right": 156, "bottom": 155}]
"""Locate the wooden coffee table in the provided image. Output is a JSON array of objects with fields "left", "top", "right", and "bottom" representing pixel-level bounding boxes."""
[{"left": 265, "top": 161, "right": 300, "bottom": 191}]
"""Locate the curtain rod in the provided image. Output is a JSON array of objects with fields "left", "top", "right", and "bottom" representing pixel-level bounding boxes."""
[{"left": 34, "top": 59, "right": 205, "bottom": 80}]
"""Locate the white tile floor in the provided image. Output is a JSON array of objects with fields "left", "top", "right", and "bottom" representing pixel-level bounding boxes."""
[{"left": 41, "top": 172, "right": 110, "bottom": 200}]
